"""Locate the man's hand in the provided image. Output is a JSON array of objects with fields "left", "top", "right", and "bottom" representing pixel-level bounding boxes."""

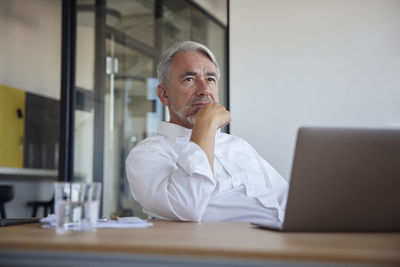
[
  {"left": 190, "top": 103, "right": 231, "bottom": 130},
  {"left": 190, "top": 103, "right": 231, "bottom": 172}
]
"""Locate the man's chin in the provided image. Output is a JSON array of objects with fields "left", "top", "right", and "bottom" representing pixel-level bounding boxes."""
[{"left": 189, "top": 106, "right": 203, "bottom": 114}]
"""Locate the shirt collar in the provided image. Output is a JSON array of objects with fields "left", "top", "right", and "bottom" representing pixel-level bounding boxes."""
[{"left": 158, "top": 121, "right": 193, "bottom": 142}]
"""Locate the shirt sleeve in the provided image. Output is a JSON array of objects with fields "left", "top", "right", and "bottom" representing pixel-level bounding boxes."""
[{"left": 125, "top": 139, "right": 216, "bottom": 221}]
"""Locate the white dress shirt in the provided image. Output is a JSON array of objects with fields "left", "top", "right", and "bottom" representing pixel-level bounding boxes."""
[{"left": 126, "top": 121, "right": 288, "bottom": 225}]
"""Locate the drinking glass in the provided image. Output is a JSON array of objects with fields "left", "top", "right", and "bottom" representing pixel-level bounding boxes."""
[{"left": 54, "top": 182, "right": 101, "bottom": 234}]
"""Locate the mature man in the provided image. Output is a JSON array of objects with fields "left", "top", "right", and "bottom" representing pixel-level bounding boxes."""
[{"left": 126, "top": 41, "right": 288, "bottom": 225}]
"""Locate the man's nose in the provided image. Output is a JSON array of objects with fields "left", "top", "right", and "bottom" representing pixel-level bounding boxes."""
[{"left": 195, "top": 79, "right": 211, "bottom": 96}]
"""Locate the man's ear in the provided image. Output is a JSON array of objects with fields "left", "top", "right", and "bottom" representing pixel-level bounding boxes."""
[{"left": 157, "top": 84, "right": 169, "bottom": 106}]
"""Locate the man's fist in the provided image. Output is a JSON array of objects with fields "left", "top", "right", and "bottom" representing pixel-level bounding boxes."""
[{"left": 190, "top": 103, "right": 231, "bottom": 130}]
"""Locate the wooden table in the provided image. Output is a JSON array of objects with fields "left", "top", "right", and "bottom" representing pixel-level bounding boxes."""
[{"left": 0, "top": 221, "right": 399, "bottom": 266}]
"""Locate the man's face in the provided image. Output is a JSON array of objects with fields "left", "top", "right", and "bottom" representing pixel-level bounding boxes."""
[{"left": 158, "top": 51, "right": 219, "bottom": 128}]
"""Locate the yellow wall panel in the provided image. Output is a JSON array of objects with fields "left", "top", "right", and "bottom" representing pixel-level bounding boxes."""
[{"left": 0, "top": 84, "right": 26, "bottom": 168}]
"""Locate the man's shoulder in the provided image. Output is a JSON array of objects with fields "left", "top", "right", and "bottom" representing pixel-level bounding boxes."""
[
  {"left": 138, "top": 134, "right": 167, "bottom": 145},
  {"left": 128, "top": 134, "right": 171, "bottom": 156}
]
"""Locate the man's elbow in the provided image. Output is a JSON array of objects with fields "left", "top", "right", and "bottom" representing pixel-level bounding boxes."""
[
  {"left": 175, "top": 209, "right": 203, "bottom": 222},
  {"left": 141, "top": 198, "right": 205, "bottom": 222},
  {"left": 167, "top": 195, "right": 208, "bottom": 222}
]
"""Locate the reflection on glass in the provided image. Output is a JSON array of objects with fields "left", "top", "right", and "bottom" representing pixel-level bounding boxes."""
[
  {"left": 75, "top": 0, "right": 96, "bottom": 184},
  {"left": 75, "top": 0, "right": 227, "bottom": 218}
]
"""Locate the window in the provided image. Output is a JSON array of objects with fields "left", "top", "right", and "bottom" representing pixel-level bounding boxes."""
[{"left": 74, "top": 0, "right": 228, "bottom": 218}]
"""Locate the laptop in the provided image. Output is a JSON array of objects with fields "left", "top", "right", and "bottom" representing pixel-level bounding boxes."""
[{"left": 252, "top": 127, "right": 400, "bottom": 232}]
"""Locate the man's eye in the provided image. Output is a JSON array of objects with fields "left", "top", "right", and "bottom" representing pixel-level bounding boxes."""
[
  {"left": 183, "top": 77, "right": 195, "bottom": 83},
  {"left": 207, "top": 78, "right": 216, "bottom": 83}
]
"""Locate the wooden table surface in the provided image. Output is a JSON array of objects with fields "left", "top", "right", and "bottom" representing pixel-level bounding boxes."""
[{"left": 0, "top": 221, "right": 399, "bottom": 265}]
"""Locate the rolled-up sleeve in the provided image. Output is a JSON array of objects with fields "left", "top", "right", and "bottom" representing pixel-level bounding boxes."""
[{"left": 126, "top": 140, "right": 216, "bottom": 221}]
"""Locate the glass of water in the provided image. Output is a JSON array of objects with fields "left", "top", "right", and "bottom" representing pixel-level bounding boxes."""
[{"left": 54, "top": 182, "right": 102, "bottom": 234}]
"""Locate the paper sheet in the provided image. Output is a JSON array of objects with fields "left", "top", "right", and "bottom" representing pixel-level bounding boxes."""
[{"left": 40, "top": 214, "right": 153, "bottom": 229}]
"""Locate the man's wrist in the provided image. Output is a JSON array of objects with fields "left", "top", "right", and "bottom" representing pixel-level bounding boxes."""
[{"left": 193, "top": 115, "right": 219, "bottom": 132}]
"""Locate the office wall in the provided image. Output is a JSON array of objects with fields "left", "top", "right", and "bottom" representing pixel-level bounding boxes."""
[
  {"left": 230, "top": 0, "right": 400, "bottom": 179},
  {"left": 0, "top": 0, "right": 61, "bottom": 100},
  {"left": 0, "top": 0, "right": 61, "bottom": 218}
]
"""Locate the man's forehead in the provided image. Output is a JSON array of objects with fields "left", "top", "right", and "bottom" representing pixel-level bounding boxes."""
[{"left": 171, "top": 51, "right": 216, "bottom": 72}]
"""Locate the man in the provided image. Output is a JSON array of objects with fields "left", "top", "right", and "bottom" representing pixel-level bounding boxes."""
[{"left": 126, "top": 41, "right": 288, "bottom": 225}]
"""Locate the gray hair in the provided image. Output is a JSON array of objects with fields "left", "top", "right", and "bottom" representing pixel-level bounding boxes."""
[{"left": 157, "top": 41, "right": 220, "bottom": 86}]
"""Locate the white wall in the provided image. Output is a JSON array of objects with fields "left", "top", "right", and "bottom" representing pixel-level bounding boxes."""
[
  {"left": 230, "top": 0, "right": 400, "bottom": 179},
  {"left": 0, "top": 0, "right": 61, "bottom": 99}
]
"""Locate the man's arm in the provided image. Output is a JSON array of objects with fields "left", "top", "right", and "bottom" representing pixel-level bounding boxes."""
[
  {"left": 190, "top": 103, "right": 231, "bottom": 172},
  {"left": 126, "top": 140, "right": 217, "bottom": 222}
]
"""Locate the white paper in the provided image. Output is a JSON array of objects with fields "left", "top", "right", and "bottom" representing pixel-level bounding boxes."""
[
  {"left": 97, "top": 217, "right": 153, "bottom": 228},
  {"left": 40, "top": 214, "right": 153, "bottom": 229}
]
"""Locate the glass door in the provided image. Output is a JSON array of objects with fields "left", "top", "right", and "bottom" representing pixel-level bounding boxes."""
[
  {"left": 74, "top": 0, "right": 227, "bottom": 218},
  {"left": 103, "top": 31, "right": 162, "bottom": 218}
]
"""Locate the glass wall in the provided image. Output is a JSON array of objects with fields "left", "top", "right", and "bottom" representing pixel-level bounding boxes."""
[{"left": 74, "top": 0, "right": 227, "bottom": 218}]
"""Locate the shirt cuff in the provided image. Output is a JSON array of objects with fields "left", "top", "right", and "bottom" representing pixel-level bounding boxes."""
[{"left": 176, "top": 141, "right": 214, "bottom": 181}]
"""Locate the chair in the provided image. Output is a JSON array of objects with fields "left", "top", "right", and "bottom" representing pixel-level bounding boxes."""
[
  {"left": 26, "top": 195, "right": 54, "bottom": 217},
  {"left": 0, "top": 185, "right": 15, "bottom": 218}
]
